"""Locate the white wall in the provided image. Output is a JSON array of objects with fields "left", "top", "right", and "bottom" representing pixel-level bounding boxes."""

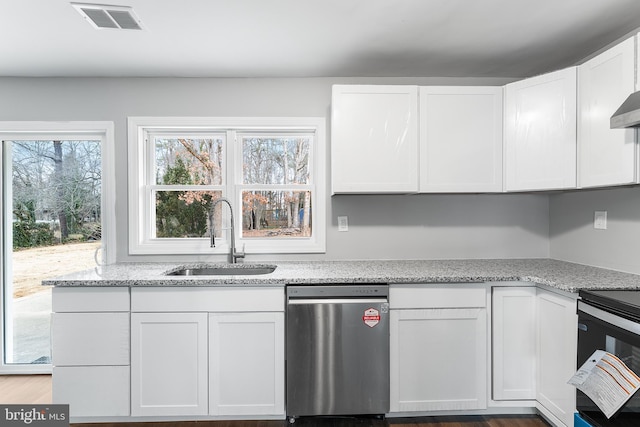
[
  {"left": 550, "top": 186, "right": 640, "bottom": 274},
  {"left": 0, "top": 76, "right": 550, "bottom": 262}
]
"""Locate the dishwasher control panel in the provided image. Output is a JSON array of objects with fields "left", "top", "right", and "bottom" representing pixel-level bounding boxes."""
[{"left": 287, "top": 284, "right": 389, "bottom": 299}]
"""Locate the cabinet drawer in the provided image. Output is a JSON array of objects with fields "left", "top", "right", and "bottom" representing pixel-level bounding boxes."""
[
  {"left": 390, "top": 284, "right": 487, "bottom": 309},
  {"left": 52, "top": 312, "right": 129, "bottom": 366},
  {"left": 53, "top": 287, "right": 129, "bottom": 312},
  {"left": 53, "top": 366, "right": 130, "bottom": 417},
  {"left": 131, "top": 287, "right": 284, "bottom": 312}
]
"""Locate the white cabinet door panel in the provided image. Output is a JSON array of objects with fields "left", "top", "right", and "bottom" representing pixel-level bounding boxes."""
[
  {"left": 390, "top": 308, "right": 487, "bottom": 412},
  {"left": 536, "top": 289, "right": 577, "bottom": 427},
  {"left": 390, "top": 284, "right": 486, "bottom": 309},
  {"left": 131, "top": 287, "right": 284, "bottom": 312},
  {"left": 579, "top": 36, "right": 636, "bottom": 188},
  {"left": 209, "top": 312, "right": 285, "bottom": 416},
  {"left": 52, "top": 312, "right": 129, "bottom": 366},
  {"left": 505, "top": 67, "right": 577, "bottom": 191},
  {"left": 331, "top": 85, "right": 419, "bottom": 193},
  {"left": 492, "top": 287, "right": 536, "bottom": 401},
  {"left": 131, "top": 312, "right": 208, "bottom": 416},
  {"left": 53, "top": 366, "right": 130, "bottom": 417},
  {"left": 52, "top": 287, "right": 129, "bottom": 312},
  {"left": 420, "top": 86, "right": 503, "bottom": 192}
]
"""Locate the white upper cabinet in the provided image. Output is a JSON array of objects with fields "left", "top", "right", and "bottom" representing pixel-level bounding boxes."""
[
  {"left": 419, "top": 86, "right": 503, "bottom": 192},
  {"left": 578, "top": 36, "right": 637, "bottom": 188},
  {"left": 331, "top": 85, "right": 419, "bottom": 194},
  {"left": 504, "top": 67, "right": 577, "bottom": 191}
]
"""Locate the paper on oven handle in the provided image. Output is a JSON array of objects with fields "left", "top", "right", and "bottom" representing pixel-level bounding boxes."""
[{"left": 568, "top": 349, "right": 640, "bottom": 419}]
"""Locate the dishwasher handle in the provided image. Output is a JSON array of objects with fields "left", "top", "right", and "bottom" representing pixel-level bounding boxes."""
[{"left": 288, "top": 298, "right": 388, "bottom": 305}]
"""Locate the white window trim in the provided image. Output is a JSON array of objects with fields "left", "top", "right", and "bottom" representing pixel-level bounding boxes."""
[{"left": 128, "top": 116, "right": 326, "bottom": 255}]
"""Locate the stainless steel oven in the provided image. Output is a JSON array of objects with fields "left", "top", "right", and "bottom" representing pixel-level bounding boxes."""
[{"left": 577, "top": 290, "right": 640, "bottom": 427}]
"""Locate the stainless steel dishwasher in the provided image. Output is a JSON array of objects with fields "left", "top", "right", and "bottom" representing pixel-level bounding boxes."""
[{"left": 286, "top": 284, "right": 390, "bottom": 421}]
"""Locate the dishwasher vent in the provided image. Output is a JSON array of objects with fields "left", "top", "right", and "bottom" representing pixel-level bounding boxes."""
[{"left": 71, "top": 3, "right": 143, "bottom": 30}]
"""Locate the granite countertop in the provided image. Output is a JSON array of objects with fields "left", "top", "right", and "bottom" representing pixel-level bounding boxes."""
[{"left": 41, "top": 258, "right": 640, "bottom": 293}]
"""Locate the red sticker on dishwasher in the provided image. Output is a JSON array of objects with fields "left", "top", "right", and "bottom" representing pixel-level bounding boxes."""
[{"left": 363, "top": 308, "right": 380, "bottom": 328}]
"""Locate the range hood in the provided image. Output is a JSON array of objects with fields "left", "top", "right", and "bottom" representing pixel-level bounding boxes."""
[{"left": 611, "top": 91, "right": 640, "bottom": 128}]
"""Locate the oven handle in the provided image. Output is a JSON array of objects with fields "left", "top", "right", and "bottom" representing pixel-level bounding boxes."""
[{"left": 578, "top": 301, "right": 640, "bottom": 335}]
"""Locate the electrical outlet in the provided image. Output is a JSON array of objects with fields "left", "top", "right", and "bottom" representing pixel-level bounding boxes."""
[
  {"left": 594, "top": 211, "right": 607, "bottom": 230},
  {"left": 338, "top": 216, "right": 349, "bottom": 232}
]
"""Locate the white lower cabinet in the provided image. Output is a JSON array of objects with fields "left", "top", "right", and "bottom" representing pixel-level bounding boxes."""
[
  {"left": 390, "top": 284, "right": 487, "bottom": 412},
  {"left": 130, "top": 312, "right": 209, "bottom": 417},
  {"left": 129, "top": 286, "right": 285, "bottom": 419},
  {"left": 209, "top": 312, "right": 285, "bottom": 416},
  {"left": 491, "top": 285, "right": 577, "bottom": 427},
  {"left": 536, "top": 288, "right": 578, "bottom": 427},
  {"left": 51, "top": 287, "right": 130, "bottom": 419},
  {"left": 53, "top": 366, "right": 130, "bottom": 417},
  {"left": 492, "top": 286, "right": 537, "bottom": 401}
]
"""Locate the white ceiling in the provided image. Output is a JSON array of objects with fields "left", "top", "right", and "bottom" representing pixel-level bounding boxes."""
[{"left": 3, "top": 0, "right": 640, "bottom": 78}]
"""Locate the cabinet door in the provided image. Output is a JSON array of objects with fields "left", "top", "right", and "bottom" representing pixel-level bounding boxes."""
[
  {"left": 53, "top": 366, "right": 130, "bottom": 417},
  {"left": 52, "top": 312, "right": 129, "bottom": 366},
  {"left": 390, "top": 308, "right": 487, "bottom": 412},
  {"left": 420, "top": 86, "right": 503, "bottom": 192},
  {"left": 504, "top": 67, "right": 577, "bottom": 191},
  {"left": 536, "top": 289, "right": 578, "bottom": 427},
  {"left": 579, "top": 36, "right": 636, "bottom": 188},
  {"left": 492, "top": 287, "right": 536, "bottom": 400},
  {"left": 331, "top": 85, "right": 419, "bottom": 194},
  {"left": 131, "top": 312, "right": 208, "bottom": 416},
  {"left": 209, "top": 312, "right": 285, "bottom": 416}
]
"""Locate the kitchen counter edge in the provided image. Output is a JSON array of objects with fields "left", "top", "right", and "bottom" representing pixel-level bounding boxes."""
[{"left": 41, "top": 259, "right": 640, "bottom": 293}]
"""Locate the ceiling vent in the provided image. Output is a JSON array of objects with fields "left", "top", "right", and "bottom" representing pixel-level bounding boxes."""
[{"left": 71, "top": 3, "right": 143, "bottom": 30}]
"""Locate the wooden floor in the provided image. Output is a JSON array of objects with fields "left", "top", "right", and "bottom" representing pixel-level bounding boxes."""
[
  {"left": 70, "top": 416, "right": 550, "bottom": 427},
  {"left": 0, "top": 374, "right": 52, "bottom": 404},
  {"left": 0, "top": 375, "right": 549, "bottom": 427}
]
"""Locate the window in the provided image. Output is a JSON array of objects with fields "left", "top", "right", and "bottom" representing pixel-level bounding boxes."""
[
  {"left": 128, "top": 117, "right": 326, "bottom": 255},
  {"left": 0, "top": 121, "right": 115, "bottom": 373}
]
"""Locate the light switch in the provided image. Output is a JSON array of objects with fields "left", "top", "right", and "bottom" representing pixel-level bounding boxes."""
[
  {"left": 338, "top": 216, "right": 349, "bottom": 232},
  {"left": 594, "top": 211, "right": 607, "bottom": 230}
]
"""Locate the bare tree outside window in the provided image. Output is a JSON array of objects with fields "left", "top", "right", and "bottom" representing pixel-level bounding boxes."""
[
  {"left": 152, "top": 134, "right": 314, "bottom": 240},
  {"left": 241, "top": 136, "right": 312, "bottom": 238},
  {"left": 12, "top": 140, "right": 101, "bottom": 247}
]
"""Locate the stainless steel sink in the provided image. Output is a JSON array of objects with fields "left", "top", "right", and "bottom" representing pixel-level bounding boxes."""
[{"left": 166, "top": 264, "right": 276, "bottom": 276}]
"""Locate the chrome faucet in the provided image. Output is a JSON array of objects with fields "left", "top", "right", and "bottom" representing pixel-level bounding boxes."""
[{"left": 209, "top": 197, "right": 245, "bottom": 264}]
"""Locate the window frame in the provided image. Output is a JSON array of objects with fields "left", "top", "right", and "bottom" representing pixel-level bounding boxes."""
[
  {"left": 128, "top": 116, "right": 326, "bottom": 255},
  {"left": 0, "top": 121, "right": 115, "bottom": 374}
]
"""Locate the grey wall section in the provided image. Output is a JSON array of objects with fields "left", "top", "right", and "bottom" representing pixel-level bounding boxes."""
[
  {"left": 550, "top": 186, "right": 640, "bottom": 274},
  {"left": 329, "top": 193, "right": 549, "bottom": 261},
  {"left": 0, "top": 76, "right": 549, "bottom": 262}
]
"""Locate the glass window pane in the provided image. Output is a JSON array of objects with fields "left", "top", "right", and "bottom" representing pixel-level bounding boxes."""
[
  {"left": 241, "top": 190, "right": 311, "bottom": 238},
  {"left": 7, "top": 139, "right": 102, "bottom": 365},
  {"left": 154, "top": 137, "right": 224, "bottom": 185},
  {"left": 155, "top": 190, "right": 222, "bottom": 238},
  {"left": 242, "top": 136, "right": 310, "bottom": 184}
]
